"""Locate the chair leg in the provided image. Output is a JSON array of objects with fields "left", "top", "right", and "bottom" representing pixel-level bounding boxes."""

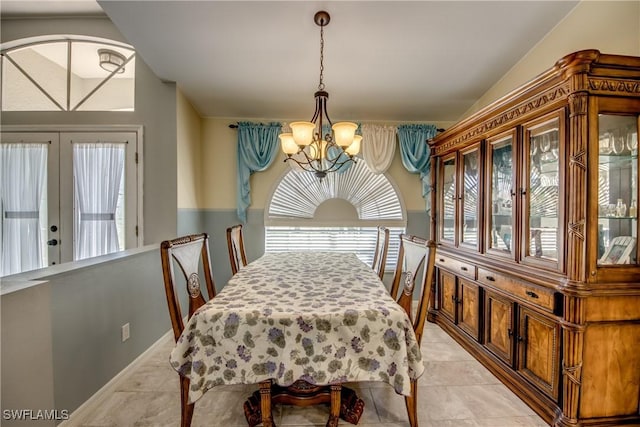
[
  {"left": 259, "top": 380, "right": 276, "bottom": 427},
  {"left": 326, "top": 384, "right": 341, "bottom": 427},
  {"left": 180, "top": 376, "right": 195, "bottom": 427},
  {"left": 404, "top": 379, "right": 418, "bottom": 427}
]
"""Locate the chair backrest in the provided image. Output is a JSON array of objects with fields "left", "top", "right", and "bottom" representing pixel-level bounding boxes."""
[
  {"left": 372, "top": 226, "right": 390, "bottom": 279},
  {"left": 226, "top": 224, "right": 248, "bottom": 275},
  {"left": 389, "top": 234, "right": 436, "bottom": 345},
  {"left": 160, "top": 233, "right": 216, "bottom": 342}
]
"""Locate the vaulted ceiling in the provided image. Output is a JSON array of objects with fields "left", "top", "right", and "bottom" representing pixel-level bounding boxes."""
[{"left": 1, "top": 1, "right": 579, "bottom": 122}]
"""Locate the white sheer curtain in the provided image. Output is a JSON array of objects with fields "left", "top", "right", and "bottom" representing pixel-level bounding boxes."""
[
  {"left": 73, "top": 142, "right": 125, "bottom": 260},
  {"left": 1, "top": 143, "right": 47, "bottom": 276},
  {"left": 361, "top": 124, "right": 397, "bottom": 174}
]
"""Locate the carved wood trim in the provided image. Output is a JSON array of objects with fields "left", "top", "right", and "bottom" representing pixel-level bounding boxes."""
[
  {"left": 589, "top": 78, "right": 640, "bottom": 95},
  {"left": 434, "top": 83, "right": 571, "bottom": 155},
  {"left": 569, "top": 150, "right": 586, "bottom": 170},
  {"left": 562, "top": 361, "right": 583, "bottom": 385},
  {"left": 567, "top": 220, "right": 585, "bottom": 241}
]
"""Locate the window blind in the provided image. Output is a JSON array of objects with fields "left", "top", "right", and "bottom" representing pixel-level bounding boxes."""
[{"left": 265, "top": 226, "right": 405, "bottom": 271}]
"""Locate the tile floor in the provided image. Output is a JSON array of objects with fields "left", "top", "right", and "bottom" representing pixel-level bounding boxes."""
[{"left": 76, "top": 322, "right": 549, "bottom": 427}]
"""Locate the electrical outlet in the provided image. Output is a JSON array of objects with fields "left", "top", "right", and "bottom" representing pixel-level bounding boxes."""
[{"left": 121, "top": 323, "right": 130, "bottom": 342}]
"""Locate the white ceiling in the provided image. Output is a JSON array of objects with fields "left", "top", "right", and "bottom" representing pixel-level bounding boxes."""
[{"left": 2, "top": 1, "right": 580, "bottom": 122}]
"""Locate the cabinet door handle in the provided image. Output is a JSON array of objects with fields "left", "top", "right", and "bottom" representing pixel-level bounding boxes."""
[
  {"left": 520, "top": 188, "right": 527, "bottom": 196},
  {"left": 460, "top": 266, "right": 468, "bottom": 272},
  {"left": 508, "top": 329, "right": 513, "bottom": 337},
  {"left": 525, "top": 290, "right": 539, "bottom": 299},
  {"left": 485, "top": 276, "right": 495, "bottom": 282},
  {"left": 517, "top": 335, "right": 525, "bottom": 342}
]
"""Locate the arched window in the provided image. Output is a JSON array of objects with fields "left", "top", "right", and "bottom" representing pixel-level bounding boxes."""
[
  {"left": 1, "top": 36, "right": 135, "bottom": 111},
  {"left": 265, "top": 160, "right": 406, "bottom": 270}
]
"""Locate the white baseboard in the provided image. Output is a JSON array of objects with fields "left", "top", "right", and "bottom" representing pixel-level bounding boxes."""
[{"left": 58, "top": 329, "right": 174, "bottom": 427}]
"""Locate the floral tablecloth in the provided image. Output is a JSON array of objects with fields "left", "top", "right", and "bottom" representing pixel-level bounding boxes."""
[{"left": 170, "top": 252, "right": 424, "bottom": 404}]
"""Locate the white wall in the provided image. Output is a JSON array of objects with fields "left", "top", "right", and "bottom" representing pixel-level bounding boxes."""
[{"left": 464, "top": 0, "right": 640, "bottom": 118}]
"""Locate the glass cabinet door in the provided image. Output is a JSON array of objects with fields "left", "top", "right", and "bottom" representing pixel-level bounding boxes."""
[
  {"left": 460, "top": 146, "right": 480, "bottom": 249},
  {"left": 439, "top": 154, "right": 456, "bottom": 244},
  {"left": 487, "top": 133, "right": 515, "bottom": 258},
  {"left": 522, "top": 113, "right": 564, "bottom": 269},
  {"left": 597, "top": 114, "right": 638, "bottom": 265}
]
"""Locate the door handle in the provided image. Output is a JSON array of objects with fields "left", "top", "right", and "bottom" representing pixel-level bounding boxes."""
[{"left": 47, "top": 239, "right": 58, "bottom": 246}]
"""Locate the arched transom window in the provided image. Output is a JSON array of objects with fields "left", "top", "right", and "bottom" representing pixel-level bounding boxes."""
[
  {"left": 265, "top": 160, "right": 406, "bottom": 270},
  {"left": 1, "top": 36, "right": 135, "bottom": 111}
]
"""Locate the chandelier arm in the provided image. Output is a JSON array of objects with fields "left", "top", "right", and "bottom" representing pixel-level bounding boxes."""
[
  {"left": 325, "top": 157, "right": 356, "bottom": 173},
  {"left": 310, "top": 91, "right": 322, "bottom": 123},
  {"left": 321, "top": 96, "right": 333, "bottom": 130},
  {"left": 322, "top": 148, "right": 356, "bottom": 171},
  {"left": 284, "top": 155, "right": 323, "bottom": 173}
]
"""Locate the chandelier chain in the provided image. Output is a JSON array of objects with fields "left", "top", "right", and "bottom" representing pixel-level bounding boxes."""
[{"left": 318, "top": 24, "right": 325, "bottom": 91}]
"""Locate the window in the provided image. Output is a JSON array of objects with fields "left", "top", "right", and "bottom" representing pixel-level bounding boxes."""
[
  {"left": 1, "top": 36, "right": 135, "bottom": 111},
  {"left": 265, "top": 160, "right": 406, "bottom": 270},
  {"left": 1, "top": 128, "right": 142, "bottom": 276}
]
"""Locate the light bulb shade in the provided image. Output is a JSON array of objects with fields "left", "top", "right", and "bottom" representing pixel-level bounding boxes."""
[
  {"left": 290, "top": 122, "right": 316, "bottom": 146},
  {"left": 332, "top": 122, "right": 358, "bottom": 147},
  {"left": 345, "top": 135, "right": 362, "bottom": 155},
  {"left": 279, "top": 133, "right": 299, "bottom": 155}
]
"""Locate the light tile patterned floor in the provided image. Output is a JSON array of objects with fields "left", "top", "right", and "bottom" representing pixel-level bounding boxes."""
[{"left": 77, "top": 322, "right": 549, "bottom": 426}]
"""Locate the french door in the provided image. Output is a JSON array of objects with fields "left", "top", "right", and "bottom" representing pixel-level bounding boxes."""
[
  {"left": 1, "top": 132, "right": 60, "bottom": 274},
  {"left": 1, "top": 129, "right": 140, "bottom": 276}
]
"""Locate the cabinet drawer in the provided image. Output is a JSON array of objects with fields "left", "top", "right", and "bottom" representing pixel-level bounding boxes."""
[
  {"left": 477, "top": 268, "right": 555, "bottom": 313},
  {"left": 436, "top": 254, "right": 476, "bottom": 279}
]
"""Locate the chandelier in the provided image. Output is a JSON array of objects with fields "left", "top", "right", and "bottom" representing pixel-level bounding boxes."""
[{"left": 279, "top": 11, "right": 361, "bottom": 179}]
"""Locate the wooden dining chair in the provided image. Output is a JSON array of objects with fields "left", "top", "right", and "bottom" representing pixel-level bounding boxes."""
[
  {"left": 160, "top": 233, "right": 216, "bottom": 427},
  {"left": 389, "top": 234, "right": 437, "bottom": 427},
  {"left": 371, "top": 226, "right": 390, "bottom": 279},
  {"left": 227, "top": 224, "right": 248, "bottom": 275}
]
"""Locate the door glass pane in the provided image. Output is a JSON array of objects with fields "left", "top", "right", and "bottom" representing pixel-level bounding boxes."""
[
  {"left": 461, "top": 149, "right": 479, "bottom": 247},
  {"left": 0, "top": 143, "right": 48, "bottom": 275},
  {"left": 489, "top": 137, "right": 514, "bottom": 254},
  {"left": 73, "top": 142, "right": 126, "bottom": 261},
  {"left": 597, "top": 115, "right": 638, "bottom": 265},
  {"left": 441, "top": 157, "right": 456, "bottom": 242},
  {"left": 528, "top": 122, "right": 560, "bottom": 261}
]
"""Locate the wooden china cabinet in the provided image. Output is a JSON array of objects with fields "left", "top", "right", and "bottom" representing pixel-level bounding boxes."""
[{"left": 428, "top": 50, "right": 640, "bottom": 427}]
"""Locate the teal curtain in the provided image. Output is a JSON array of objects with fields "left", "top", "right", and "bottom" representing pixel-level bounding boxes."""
[
  {"left": 237, "top": 122, "right": 281, "bottom": 222},
  {"left": 398, "top": 124, "right": 437, "bottom": 210}
]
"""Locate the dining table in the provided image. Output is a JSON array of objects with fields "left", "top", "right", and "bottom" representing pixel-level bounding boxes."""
[{"left": 170, "top": 251, "right": 424, "bottom": 426}]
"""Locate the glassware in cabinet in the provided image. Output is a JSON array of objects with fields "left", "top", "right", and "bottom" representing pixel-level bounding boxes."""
[
  {"left": 487, "top": 132, "right": 516, "bottom": 258},
  {"left": 521, "top": 113, "right": 564, "bottom": 269},
  {"left": 461, "top": 147, "right": 480, "bottom": 249},
  {"left": 597, "top": 114, "right": 638, "bottom": 265},
  {"left": 439, "top": 155, "right": 456, "bottom": 244}
]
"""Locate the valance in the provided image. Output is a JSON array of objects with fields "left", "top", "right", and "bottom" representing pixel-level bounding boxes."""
[
  {"left": 361, "top": 124, "right": 397, "bottom": 174},
  {"left": 236, "top": 122, "right": 281, "bottom": 222},
  {"left": 398, "top": 124, "right": 437, "bottom": 210}
]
